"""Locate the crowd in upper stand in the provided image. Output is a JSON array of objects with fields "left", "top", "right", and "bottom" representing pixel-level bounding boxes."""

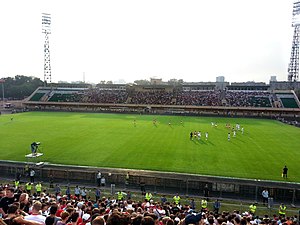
[
  {"left": 224, "top": 91, "right": 272, "bottom": 108},
  {"left": 31, "top": 88, "right": 300, "bottom": 108},
  {"left": 130, "top": 91, "right": 174, "bottom": 105},
  {"left": 83, "top": 90, "right": 128, "bottom": 104},
  {"left": 175, "top": 91, "right": 222, "bottom": 106}
]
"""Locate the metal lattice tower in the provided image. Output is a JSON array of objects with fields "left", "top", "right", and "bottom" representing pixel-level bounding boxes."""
[
  {"left": 42, "top": 13, "right": 51, "bottom": 85},
  {"left": 288, "top": 1, "right": 300, "bottom": 82}
]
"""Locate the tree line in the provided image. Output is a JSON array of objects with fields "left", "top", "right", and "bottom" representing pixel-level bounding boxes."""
[{"left": 0, "top": 75, "right": 44, "bottom": 100}]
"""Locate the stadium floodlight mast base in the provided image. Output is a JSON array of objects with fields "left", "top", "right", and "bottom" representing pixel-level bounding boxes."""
[
  {"left": 288, "top": 1, "right": 300, "bottom": 82},
  {"left": 42, "top": 13, "right": 52, "bottom": 86}
]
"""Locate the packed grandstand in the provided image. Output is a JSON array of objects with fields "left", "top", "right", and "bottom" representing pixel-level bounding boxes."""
[{"left": 27, "top": 85, "right": 299, "bottom": 109}]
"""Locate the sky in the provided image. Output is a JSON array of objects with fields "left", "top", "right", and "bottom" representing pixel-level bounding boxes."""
[{"left": 0, "top": 0, "right": 296, "bottom": 84}]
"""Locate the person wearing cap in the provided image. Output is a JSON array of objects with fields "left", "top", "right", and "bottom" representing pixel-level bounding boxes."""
[{"left": 279, "top": 203, "right": 286, "bottom": 217}]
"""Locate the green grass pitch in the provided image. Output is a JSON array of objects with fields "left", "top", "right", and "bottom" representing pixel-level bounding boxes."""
[{"left": 0, "top": 112, "right": 299, "bottom": 182}]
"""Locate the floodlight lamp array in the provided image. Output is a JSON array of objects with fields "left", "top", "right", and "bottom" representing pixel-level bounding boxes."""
[{"left": 42, "top": 13, "right": 51, "bottom": 33}]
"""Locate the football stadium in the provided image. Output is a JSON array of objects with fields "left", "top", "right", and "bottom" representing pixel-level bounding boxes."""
[
  {"left": 1, "top": 81, "right": 300, "bottom": 204},
  {"left": 1, "top": 1, "right": 300, "bottom": 223},
  {"left": 1, "top": 45, "right": 300, "bottom": 225}
]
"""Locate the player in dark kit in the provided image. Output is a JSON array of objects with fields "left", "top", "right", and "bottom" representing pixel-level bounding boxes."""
[
  {"left": 282, "top": 165, "right": 288, "bottom": 179},
  {"left": 30, "top": 142, "right": 40, "bottom": 154}
]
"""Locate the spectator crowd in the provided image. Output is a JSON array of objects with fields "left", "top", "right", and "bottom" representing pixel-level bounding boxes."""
[
  {"left": 0, "top": 182, "right": 298, "bottom": 225},
  {"left": 35, "top": 88, "right": 277, "bottom": 108}
]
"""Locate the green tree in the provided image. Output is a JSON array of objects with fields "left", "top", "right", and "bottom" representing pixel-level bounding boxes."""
[{"left": 0, "top": 75, "right": 44, "bottom": 100}]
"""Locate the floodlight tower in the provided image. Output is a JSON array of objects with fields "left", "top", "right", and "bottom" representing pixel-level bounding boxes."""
[
  {"left": 42, "top": 13, "right": 52, "bottom": 86},
  {"left": 288, "top": 1, "right": 300, "bottom": 82}
]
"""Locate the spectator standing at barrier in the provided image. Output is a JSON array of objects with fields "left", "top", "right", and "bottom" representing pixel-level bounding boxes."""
[
  {"left": 96, "top": 171, "right": 101, "bottom": 187},
  {"left": 100, "top": 177, "right": 106, "bottom": 187},
  {"left": 95, "top": 188, "right": 101, "bottom": 201},
  {"left": 15, "top": 171, "right": 21, "bottom": 182},
  {"left": 74, "top": 185, "right": 81, "bottom": 199},
  {"left": 66, "top": 186, "right": 71, "bottom": 200},
  {"left": 190, "top": 198, "right": 196, "bottom": 210},
  {"left": 140, "top": 181, "right": 146, "bottom": 195},
  {"left": 81, "top": 187, "right": 87, "bottom": 200},
  {"left": 213, "top": 199, "right": 221, "bottom": 214},
  {"left": 126, "top": 191, "right": 131, "bottom": 200},
  {"left": 125, "top": 172, "right": 130, "bottom": 187},
  {"left": 262, "top": 189, "right": 269, "bottom": 206},
  {"left": 49, "top": 174, "right": 54, "bottom": 188},
  {"left": 24, "top": 164, "right": 29, "bottom": 177},
  {"left": 161, "top": 195, "right": 167, "bottom": 204},
  {"left": 30, "top": 169, "right": 35, "bottom": 183},
  {"left": 282, "top": 166, "right": 288, "bottom": 179},
  {"left": 55, "top": 184, "right": 61, "bottom": 197},
  {"left": 204, "top": 184, "right": 209, "bottom": 198}
]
